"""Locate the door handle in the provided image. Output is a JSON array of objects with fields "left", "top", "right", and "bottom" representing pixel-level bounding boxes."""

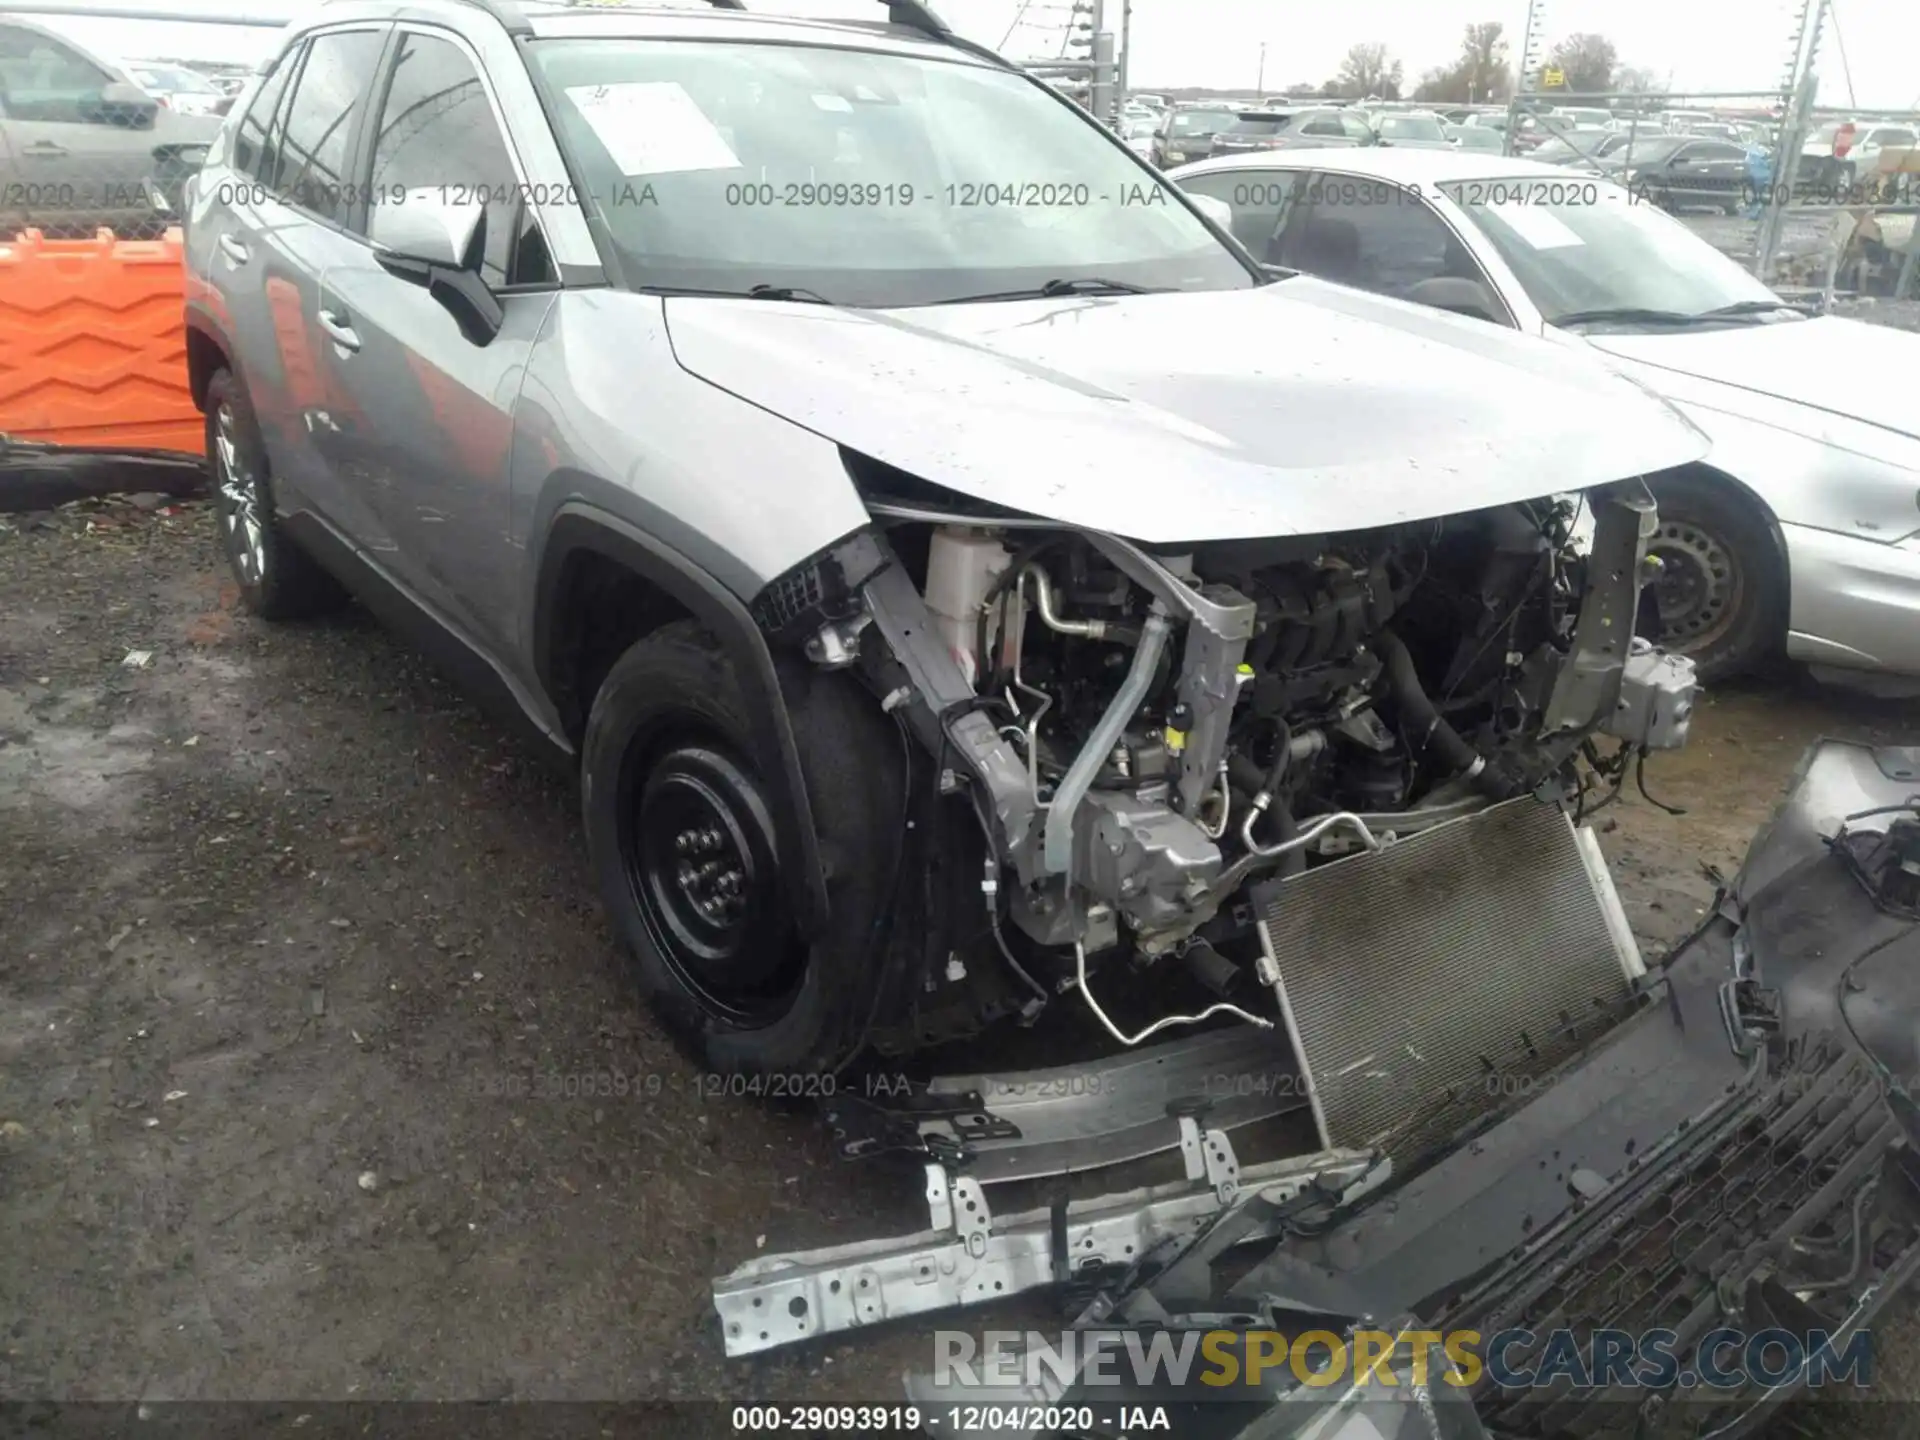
[
  {"left": 21, "top": 141, "right": 67, "bottom": 158},
  {"left": 217, "top": 233, "right": 250, "bottom": 265},
  {"left": 317, "top": 308, "right": 361, "bottom": 352}
]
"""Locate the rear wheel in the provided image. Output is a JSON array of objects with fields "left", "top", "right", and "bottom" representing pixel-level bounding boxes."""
[
  {"left": 205, "top": 367, "right": 344, "bottom": 620},
  {"left": 1645, "top": 473, "right": 1785, "bottom": 684},
  {"left": 581, "top": 620, "right": 904, "bottom": 1075}
]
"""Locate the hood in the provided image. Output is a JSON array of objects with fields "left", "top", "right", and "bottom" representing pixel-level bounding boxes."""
[
  {"left": 663, "top": 281, "right": 1708, "bottom": 543},
  {"left": 1585, "top": 315, "right": 1920, "bottom": 443}
]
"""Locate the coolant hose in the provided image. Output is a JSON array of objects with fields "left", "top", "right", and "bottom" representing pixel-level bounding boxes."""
[
  {"left": 1374, "top": 630, "right": 1488, "bottom": 786},
  {"left": 1043, "top": 607, "right": 1174, "bottom": 876}
]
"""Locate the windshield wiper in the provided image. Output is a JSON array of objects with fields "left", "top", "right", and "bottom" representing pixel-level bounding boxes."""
[
  {"left": 940, "top": 276, "right": 1168, "bottom": 304},
  {"left": 639, "top": 283, "right": 837, "bottom": 305},
  {"left": 1554, "top": 300, "right": 1795, "bottom": 329},
  {"left": 1551, "top": 306, "right": 1702, "bottom": 327},
  {"left": 747, "top": 284, "right": 835, "bottom": 304},
  {"left": 1694, "top": 299, "right": 1805, "bottom": 319}
]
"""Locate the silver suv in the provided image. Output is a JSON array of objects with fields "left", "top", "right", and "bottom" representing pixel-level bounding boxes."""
[{"left": 184, "top": 0, "right": 1706, "bottom": 1078}]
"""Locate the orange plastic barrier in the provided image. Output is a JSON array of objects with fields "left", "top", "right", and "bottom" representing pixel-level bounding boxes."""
[{"left": 0, "top": 227, "right": 201, "bottom": 456}]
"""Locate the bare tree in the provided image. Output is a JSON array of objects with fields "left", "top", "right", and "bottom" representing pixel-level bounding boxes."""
[
  {"left": 1546, "top": 33, "right": 1618, "bottom": 94},
  {"left": 1410, "top": 22, "right": 1512, "bottom": 105},
  {"left": 1329, "top": 42, "right": 1404, "bottom": 101},
  {"left": 1611, "top": 63, "right": 1666, "bottom": 97},
  {"left": 1459, "top": 22, "right": 1512, "bottom": 101}
]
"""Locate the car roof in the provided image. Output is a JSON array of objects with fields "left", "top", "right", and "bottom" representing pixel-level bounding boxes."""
[
  {"left": 1171, "top": 145, "right": 1585, "bottom": 186},
  {"left": 305, "top": 0, "right": 984, "bottom": 64}
]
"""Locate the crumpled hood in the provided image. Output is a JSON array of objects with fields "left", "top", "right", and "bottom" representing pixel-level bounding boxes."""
[
  {"left": 1587, "top": 315, "right": 1920, "bottom": 444},
  {"left": 664, "top": 279, "right": 1708, "bottom": 542}
]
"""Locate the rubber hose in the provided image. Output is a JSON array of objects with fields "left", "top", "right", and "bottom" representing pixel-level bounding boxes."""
[
  {"left": 1272, "top": 801, "right": 1306, "bottom": 877},
  {"left": 1374, "top": 630, "right": 1487, "bottom": 785}
]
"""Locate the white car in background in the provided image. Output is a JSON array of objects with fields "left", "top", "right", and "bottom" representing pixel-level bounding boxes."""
[
  {"left": 122, "top": 60, "right": 229, "bottom": 116},
  {"left": 1171, "top": 146, "right": 1920, "bottom": 684}
]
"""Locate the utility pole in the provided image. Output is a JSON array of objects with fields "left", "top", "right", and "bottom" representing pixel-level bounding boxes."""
[
  {"left": 1091, "top": 27, "right": 1116, "bottom": 124},
  {"left": 1506, "top": 0, "right": 1551, "bottom": 155},
  {"left": 1755, "top": 0, "right": 1826, "bottom": 284},
  {"left": 1116, "top": 0, "right": 1131, "bottom": 106},
  {"left": 1257, "top": 41, "right": 1266, "bottom": 94}
]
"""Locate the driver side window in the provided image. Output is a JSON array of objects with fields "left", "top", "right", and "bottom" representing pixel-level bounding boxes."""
[
  {"left": 0, "top": 23, "right": 114, "bottom": 125},
  {"left": 1276, "top": 174, "right": 1507, "bottom": 322},
  {"left": 1176, "top": 169, "right": 1302, "bottom": 263}
]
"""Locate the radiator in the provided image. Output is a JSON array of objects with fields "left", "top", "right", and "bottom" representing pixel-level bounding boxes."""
[{"left": 1253, "top": 796, "right": 1643, "bottom": 1165}]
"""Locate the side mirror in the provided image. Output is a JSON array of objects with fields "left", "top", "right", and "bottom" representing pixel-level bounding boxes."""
[
  {"left": 369, "top": 189, "right": 502, "bottom": 345},
  {"left": 1188, "top": 192, "right": 1233, "bottom": 228}
]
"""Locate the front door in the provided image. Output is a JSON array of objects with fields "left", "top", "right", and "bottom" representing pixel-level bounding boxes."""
[{"left": 308, "top": 26, "right": 557, "bottom": 655}]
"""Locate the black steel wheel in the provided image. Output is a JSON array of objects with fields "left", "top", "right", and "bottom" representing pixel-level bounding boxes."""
[
  {"left": 581, "top": 619, "right": 905, "bottom": 1075},
  {"left": 623, "top": 738, "right": 803, "bottom": 1027}
]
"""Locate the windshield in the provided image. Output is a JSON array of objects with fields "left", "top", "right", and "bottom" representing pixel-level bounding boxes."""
[
  {"left": 529, "top": 40, "right": 1252, "bottom": 306},
  {"left": 1168, "top": 110, "right": 1235, "bottom": 137},
  {"left": 1445, "top": 178, "right": 1781, "bottom": 324},
  {"left": 1378, "top": 114, "right": 1444, "bottom": 141},
  {"left": 1226, "top": 115, "right": 1290, "bottom": 136}
]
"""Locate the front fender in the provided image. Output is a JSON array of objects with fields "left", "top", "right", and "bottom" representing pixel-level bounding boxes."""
[{"left": 529, "top": 504, "right": 833, "bottom": 940}]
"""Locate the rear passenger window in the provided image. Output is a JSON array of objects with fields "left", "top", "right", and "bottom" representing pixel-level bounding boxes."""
[
  {"left": 231, "top": 46, "right": 300, "bottom": 182},
  {"left": 366, "top": 32, "right": 539, "bottom": 287},
  {"left": 272, "top": 28, "right": 386, "bottom": 226}
]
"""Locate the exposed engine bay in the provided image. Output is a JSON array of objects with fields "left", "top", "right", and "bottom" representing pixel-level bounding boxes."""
[{"left": 765, "top": 473, "right": 1700, "bottom": 1057}]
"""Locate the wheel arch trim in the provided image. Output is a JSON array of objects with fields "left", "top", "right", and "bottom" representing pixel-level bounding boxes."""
[{"left": 532, "top": 503, "right": 830, "bottom": 940}]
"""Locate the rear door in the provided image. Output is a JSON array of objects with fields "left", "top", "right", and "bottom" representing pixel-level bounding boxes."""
[
  {"left": 191, "top": 38, "right": 299, "bottom": 416},
  {"left": 309, "top": 24, "right": 559, "bottom": 652},
  {"left": 227, "top": 25, "right": 393, "bottom": 547}
]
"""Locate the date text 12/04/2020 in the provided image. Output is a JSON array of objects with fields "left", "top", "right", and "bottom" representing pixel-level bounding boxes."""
[{"left": 206, "top": 179, "right": 1180, "bottom": 212}]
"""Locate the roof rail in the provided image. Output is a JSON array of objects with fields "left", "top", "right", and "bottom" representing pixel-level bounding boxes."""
[
  {"left": 553, "top": 0, "right": 956, "bottom": 40},
  {"left": 423, "top": 0, "right": 537, "bottom": 35}
]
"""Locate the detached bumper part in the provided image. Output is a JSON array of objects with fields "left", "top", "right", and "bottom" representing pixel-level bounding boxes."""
[{"left": 712, "top": 1126, "right": 1387, "bottom": 1358}]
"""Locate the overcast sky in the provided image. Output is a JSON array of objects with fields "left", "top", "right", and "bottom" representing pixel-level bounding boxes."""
[{"left": 20, "top": 0, "right": 1920, "bottom": 109}]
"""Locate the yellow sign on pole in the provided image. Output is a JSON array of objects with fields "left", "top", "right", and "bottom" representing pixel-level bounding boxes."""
[{"left": 1541, "top": 66, "right": 1565, "bottom": 88}]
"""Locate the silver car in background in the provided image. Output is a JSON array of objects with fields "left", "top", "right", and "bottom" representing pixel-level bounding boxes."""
[{"left": 1173, "top": 146, "right": 1920, "bottom": 683}]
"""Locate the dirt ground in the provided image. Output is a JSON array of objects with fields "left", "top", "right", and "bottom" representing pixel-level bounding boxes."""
[{"left": 2, "top": 499, "right": 1917, "bottom": 1433}]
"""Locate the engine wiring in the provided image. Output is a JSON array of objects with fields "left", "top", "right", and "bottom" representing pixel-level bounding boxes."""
[{"left": 1072, "top": 940, "right": 1274, "bottom": 1047}]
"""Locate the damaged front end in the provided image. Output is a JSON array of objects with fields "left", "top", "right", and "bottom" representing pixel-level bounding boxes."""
[
  {"left": 773, "top": 468, "right": 1696, "bottom": 1057},
  {"left": 714, "top": 467, "right": 1723, "bottom": 1378},
  {"left": 896, "top": 739, "right": 1920, "bottom": 1440}
]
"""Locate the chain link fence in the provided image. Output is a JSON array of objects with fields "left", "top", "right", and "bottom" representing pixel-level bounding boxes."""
[
  {"left": 1, "top": 5, "right": 278, "bottom": 243},
  {"left": 1495, "top": 84, "right": 1920, "bottom": 307}
]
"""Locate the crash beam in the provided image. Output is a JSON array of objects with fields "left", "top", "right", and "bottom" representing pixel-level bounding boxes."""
[{"left": 712, "top": 1126, "right": 1388, "bottom": 1358}]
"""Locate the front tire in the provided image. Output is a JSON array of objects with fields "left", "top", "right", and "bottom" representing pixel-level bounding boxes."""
[
  {"left": 1645, "top": 474, "right": 1786, "bottom": 684},
  {"left": 205, "top": 367, "right": 344, "bottom": 620},
  {"left": 581, "top": 620, "right": 904, "bottom": 1075}
]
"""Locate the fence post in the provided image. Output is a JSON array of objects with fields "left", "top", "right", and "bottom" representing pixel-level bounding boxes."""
[{"left": 1754, "top": 0, "right": 1825, "bottom": 284}]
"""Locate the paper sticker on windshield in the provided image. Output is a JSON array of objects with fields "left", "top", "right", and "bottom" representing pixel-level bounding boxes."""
[
  {"left": 1489, "top": 204, "right": 1583, "bottom": 249},
  {"left": 812, "top": 93, "right": 853, "bottom": 112},
  {"left": 564, "top": 82, "right": 741, "bottom": 176}
]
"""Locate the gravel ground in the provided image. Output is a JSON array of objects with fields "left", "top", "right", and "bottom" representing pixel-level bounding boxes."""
[{"left": 2, "top": 500, "right": 1917, "bottom": 1434}]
